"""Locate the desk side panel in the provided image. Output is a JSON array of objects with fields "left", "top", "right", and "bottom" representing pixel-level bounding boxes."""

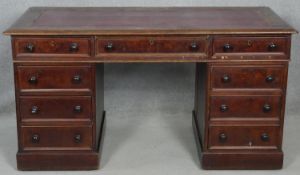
[{"left": 194, "top": 63, "right": 208, "bottom": 151}]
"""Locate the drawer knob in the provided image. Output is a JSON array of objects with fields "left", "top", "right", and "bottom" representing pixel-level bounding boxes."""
[
  {"left": 263, "top": 104, "right": 272, "bottom": 112},
  {"left": 31, "top": 134, "right": 40, "bottom": 143},
  {"left": 69, "top": 43, "right": 79, "bottom": 52},
  {"left": 221, "top": 74, "right": 231, "bottom": 83},
  {"left": 268, "top": 43, "right": 277, "bottom": 51},
  {"left": 74, "top": 105, "right": 82, "bottom": 113},
  {"left": 219, "top": 133, "right": 227, "bottom": 142},
  {"left": 265, "top": 75, "right": 274, "bottom": 83},
  {"left": 261, "top": 133, "right": 269, "bottom": 142},
  {"left": 73, "top": 75, "right": 81, "bottom": 83},
  {"left": 28, "top": 76, "right": 38, "bottom": 84},
  {"left": 190, "top": 42, "right": 199, "bottom": 51},
  {"left": 25, "top": 43, "right": 35, "bottom": 53},
  {"left": 223, "top": 43, "right": 233, "bottom": 52},
  {"left": 220, "top": 104, "right": 229, "bottom": 112},
  {"left": 74, "top": 134, "right": 81, "bottom": 143},
  {"left": 105, "top": 43, "right": 114, "bottom": 51},
  {"left": 31, "top": 106, "right": 39, "bottom": 114}
]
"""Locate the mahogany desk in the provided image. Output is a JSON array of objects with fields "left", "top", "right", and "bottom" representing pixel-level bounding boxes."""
[{"left": 3, "top": 7, "right": 297, "bottom": 170}]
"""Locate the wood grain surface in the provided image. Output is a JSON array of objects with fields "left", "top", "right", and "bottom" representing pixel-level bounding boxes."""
[{"left": 3, "top": 7, "right": 297, "bottom": 35}]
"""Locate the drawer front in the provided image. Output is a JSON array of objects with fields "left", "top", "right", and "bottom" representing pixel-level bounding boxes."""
[
  {"left": 21, "top": 125, "right": 93, "bottom": 151},
  {"left": 208, "top": 125, "right": 280, "bottom": 150},
  {"left": 213, "top": 36, "right": 289, "bottom": 56},
  {"left": 20, "top": 96, "right": 92, "bottom": 121},
  {"left": 17, "top": 66, "right": 93, "bottom": 90},
  {"left": 96, "top": 37, "right": 207, "bottom": 54},
  {"left": 14, "top": 37, "right": 92, "bottom": 57},
  {"left": 210, "top": 95, "right": 281, "bottom": 119},
  {"left": 210, "top": 65, "right": 285, "bottom": 89}
]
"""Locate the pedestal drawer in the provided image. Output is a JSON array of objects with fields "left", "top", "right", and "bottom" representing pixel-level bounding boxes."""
[
  {"left": 17, "top": 65, "right": 93, "bottom": 90},
  {"left": 19, "top": 96, "right": 92, "bottom": 121},
  {"left": 209, "top": 95, "right": 281, "bottom": 120},
  {"left": 20, "top": 125, "right": 93, "bottom": 151},
  {"left": 208, "top": 125, "right": 280, "bottom": 150},
  {"left": 210, "top": 65, "right": 285, "bottom": 89}
]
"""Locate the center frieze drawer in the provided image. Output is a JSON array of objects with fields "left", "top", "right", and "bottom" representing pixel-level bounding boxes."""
[
  {"left": 96, "top": 36, "right": 208, "bottom": 54},
  {"left": 17, "top": 65, "right": 93, "bottom": 90},
  {"left": 19, "top": 96, "right": 92, "bottom": 121}
]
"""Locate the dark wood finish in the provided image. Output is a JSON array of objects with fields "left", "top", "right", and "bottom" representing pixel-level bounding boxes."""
[
  {"left": 96, "top": 36, "right": 207, "bottom": 53},
  {"left": 201, "top": 151, "right": 283, "bottom": 170},
  {"left": 208, "top": 125, "right": 280, "bottom": 149},
  {"left": 17, "top": 65, "right": 93, "bottom": 90},
  {"left": 95, "top": 64, "right": 104, "bottom": 149},
  {"left": 194, "top": 61, "right": 289, "bottom": 170},
  {"left": 194, "top": 64, "right": 208, "bottom": 149},
  {"left": 3, "top": 7, "right": 297, "bottom": 171},
  {"left": 95, "top": 36, "right": 209, "bottom": 62},
  {"left": 19, "top": 96, "right": 92, "bottom": 122},
  {"left": 210, "top": 64, "right": 286, "bottom": 89},
  {"left": 209, "top": 95, "right": 281, "bottom": 120},
  {"left": 12, "top": 61, "right": 101, "bottom": 170},
  {"left": 13, "top": 37, "right": 92, "bottom": 58},
  {"left": 16, "top": 112, "right": 106, "bottom": 171},
  {"left": 193, "top": 112, "right": 283, "bottom": 170},
  {"left": 214, "top": 37, "right": 288, "bottom": 53},
  {"left": 17, "top": 151, "right": 99, "bottom": 170},
  {"left": 211, "top": 36, "right": 292, "bottom": 60},
  {"left": 3, "top": 7, "right": 296, "bottom": 35},
  {"left": 20, "top": 125, "right": 93, "bottom": 151}
]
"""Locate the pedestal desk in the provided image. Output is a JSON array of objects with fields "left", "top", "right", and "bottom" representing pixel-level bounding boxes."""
[{"left": 3, "top": 7, "right": 297, "bottom": 170}]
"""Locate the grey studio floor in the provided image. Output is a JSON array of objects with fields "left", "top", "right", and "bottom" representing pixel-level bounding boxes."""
[{"left": 0, "top": 63, "right": 300, "bottom": 175}]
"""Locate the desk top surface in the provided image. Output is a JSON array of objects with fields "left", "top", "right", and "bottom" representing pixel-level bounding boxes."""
[{"left": 4, "top": 7, "right": 297, "bottom": 35}]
